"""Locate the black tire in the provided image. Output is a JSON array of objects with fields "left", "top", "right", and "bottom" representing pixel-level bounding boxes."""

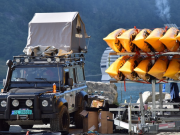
[
  {"left": 20, "top": 125, "right": 33, "bottom": 129},
  {"left": 50, "top": 105, "right": 70, "bottom": 132},
  {"left": 74, "top": 100, "right": 87, "bottom": 128},
  {"left": 0, "top": 120, "right": 10, "bottom": 131}
]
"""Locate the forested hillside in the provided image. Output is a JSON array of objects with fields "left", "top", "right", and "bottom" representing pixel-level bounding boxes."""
[{"left": 0, "top": 0, "right": 180, "bottom": 81}]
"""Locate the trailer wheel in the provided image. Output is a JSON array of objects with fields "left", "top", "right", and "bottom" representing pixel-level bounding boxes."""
[
  {"left": 0, "top": 120, "right": 10, "bottom": 131},
  {"left": 50, "top": 105, "right": 70, "bottom": 132},
  {"left": 20, "top": 125, "right": 33, "bottom": 129},
  {"left": 74, "top": 100, "right": 87, "bottom": 128}
]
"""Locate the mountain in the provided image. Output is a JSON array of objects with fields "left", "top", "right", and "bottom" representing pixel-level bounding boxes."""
[{"left": 0, "top": 0, "right": 180, "bottom": 81}]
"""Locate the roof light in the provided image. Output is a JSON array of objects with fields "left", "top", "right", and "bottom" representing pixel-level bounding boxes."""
[
  {"left": 24, "top": 58, "right": 29, "bottom": 63},
  {"left": 47, "top": 58, "right": 51, "bottom": 63},
  {"left": 56, "top": 58, "right": 60, "bottom": 63},
  {"left": 16, "top": 58, "right": 20, "bottom": 63}
]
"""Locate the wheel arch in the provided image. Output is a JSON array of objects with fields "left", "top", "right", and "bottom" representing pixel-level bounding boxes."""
[
  {"left": 76, "top": 91, "right": 88, "bottom": 107},
  {"left": 57, "top": 98, "right": 68, "bottom": 110}
]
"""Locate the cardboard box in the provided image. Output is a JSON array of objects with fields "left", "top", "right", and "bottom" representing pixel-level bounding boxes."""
[
  {"left": 80, "top": 110, "right": 98, "bottom": 132},
  {"left": 98, "top": 119, "right": 107, "bottom": 134},
  {"left": 107, "top": 120, "right": 113, "bottom": 134},
  {"left": 98, "top": 111, "right": 113, "bottom": 134},
  {"left": 99, "top": 111, "right": 113, "bottom": 120}
]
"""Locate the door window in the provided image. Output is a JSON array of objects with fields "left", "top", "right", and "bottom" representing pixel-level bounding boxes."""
[
  {"left": 77, "top": 66, "right": 84, "bottom": 83},
  {"left": 69, "top": 68, "right": 77, "bottom": 84}
]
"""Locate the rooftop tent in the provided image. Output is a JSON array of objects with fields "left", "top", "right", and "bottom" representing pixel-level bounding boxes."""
[{"left": 25, "top": 12, "right": 89, "bottom": 53}]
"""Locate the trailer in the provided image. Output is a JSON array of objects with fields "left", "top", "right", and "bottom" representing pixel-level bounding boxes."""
[{"left": 108, "top": 51, "right": 180, "bottom": 134}]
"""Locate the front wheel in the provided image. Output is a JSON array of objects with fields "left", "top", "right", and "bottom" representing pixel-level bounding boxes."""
[
  {"left": 0, "top": 120, "right": 10, "bottom": 131},
  {"left": 50, "top": 105, "right": 70, "bottom": 132}
]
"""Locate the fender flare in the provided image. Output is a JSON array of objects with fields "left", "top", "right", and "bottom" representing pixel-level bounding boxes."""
[{"left": 56, "top": 98, "right": 68, "bottom": 110}]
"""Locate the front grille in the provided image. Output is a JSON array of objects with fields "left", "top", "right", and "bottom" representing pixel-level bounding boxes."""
[{"left": 10, "top": 99, "right": 34, "bottom": 113}]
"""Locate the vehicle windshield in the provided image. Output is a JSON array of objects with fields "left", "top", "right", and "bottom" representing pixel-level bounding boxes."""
[{"left": 11, "top": 66, "right": 62, "bottom": 82}]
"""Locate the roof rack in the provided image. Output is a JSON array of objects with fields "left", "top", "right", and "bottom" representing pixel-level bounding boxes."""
[{"left": 13, "top": 53, "right": 85, "bottom": 66}]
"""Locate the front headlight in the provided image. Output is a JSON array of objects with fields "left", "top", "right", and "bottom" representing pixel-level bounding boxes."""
[
  {"left": 42, "top": 100, "right": 48, "bottom": 107},
  {"left": 26, "top": 99, "right": 33, "bottom": 107},
  {"left": 12, "top": 100, "right": 19, "bottom": 107},
  {"left": 1, "top": 100, "right": 7, "bottom": 107}
]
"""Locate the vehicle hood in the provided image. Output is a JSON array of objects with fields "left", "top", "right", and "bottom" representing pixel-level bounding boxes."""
[{"left": 9, "top": 87, "right": 52, "bottom": 95}]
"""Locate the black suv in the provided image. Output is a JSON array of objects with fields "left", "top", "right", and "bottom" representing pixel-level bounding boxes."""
[{"left": 0, "top": 53, "right": 88, "bottom": 131}]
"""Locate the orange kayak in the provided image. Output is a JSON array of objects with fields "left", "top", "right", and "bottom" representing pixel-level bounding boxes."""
[
  {"left": 132, "top": 29, "right": 152, "bottom": 52},
  {"left": 119, "top": 56, "right": 141, "bottom": 80},
  {"left": 105, "top": 55, "right": 130, "bottom": 81},
  {"left": 117, "top": 28, "right": 139, "bottom": 52},
  {"left": 145, "top": 28, "right": 165, "bottom": 52},
  {"left": 103, "top": 29, "right": 126, "bottom": 52},
  {"left": 163, "top": 55, "right": 180, "bottom": 80},
  {"left": 159, "top": 27, "right": 179, "bottom": 52},
  {"left": 134, "top": 57, "right": 151, "bottom": 81},
  {"left": 148, "top": 56, "right": 168, "bottom": 80}
]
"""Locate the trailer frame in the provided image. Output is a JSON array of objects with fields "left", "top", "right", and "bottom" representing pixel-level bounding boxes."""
[{"left": 109, "top": 51, "right": 180, "bottom": 134}]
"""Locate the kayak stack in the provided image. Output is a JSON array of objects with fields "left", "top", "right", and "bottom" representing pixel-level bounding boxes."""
[
  {"left": 106, "top": 55, "right": 180, "bottom": 82},
  {"left": 104, "top": 27, "right": 180, "bottom": 82},
  {"left": 104, "top": 27, "right": 180, "bottom": 53}
]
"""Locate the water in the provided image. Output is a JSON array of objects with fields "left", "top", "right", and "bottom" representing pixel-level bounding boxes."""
[
  {"left": 116, "top": 83, "right": 180, "bottom": 103},
  {"left": 0, "top": 81, "right": 176, "bottom": 104}
]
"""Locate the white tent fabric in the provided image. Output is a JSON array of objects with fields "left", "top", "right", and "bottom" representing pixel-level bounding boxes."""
[{"left": 25, "top": 12, "right": 88, "bottom": 53}]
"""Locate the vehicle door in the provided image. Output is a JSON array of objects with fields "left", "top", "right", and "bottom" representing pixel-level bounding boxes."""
[{"left": 64, "top": 68, "right": 75, "bottom": 112}]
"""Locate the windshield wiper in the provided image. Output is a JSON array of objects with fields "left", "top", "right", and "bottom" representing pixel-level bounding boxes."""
[
  {"left": 15, "top": 78, "right": 30, "bottom": 84},
  {"left": 35, "top": 78, "right": 51, "bottom": 84}
]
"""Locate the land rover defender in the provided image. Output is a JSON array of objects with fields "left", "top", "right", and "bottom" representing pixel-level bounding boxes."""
[
  {"left": 0, "top": 53, "right": 88, "bottom": 132},
  {"left": 0, "top": 11, "right": 90, "bottom": 132}
]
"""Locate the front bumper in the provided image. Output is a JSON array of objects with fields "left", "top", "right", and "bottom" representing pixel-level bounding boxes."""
[
  {"left": 0, "top": 113, "right": 58, "bottom": 119},
  {"left": 0, "top": 95, "right": 57, "bottom": 120}
]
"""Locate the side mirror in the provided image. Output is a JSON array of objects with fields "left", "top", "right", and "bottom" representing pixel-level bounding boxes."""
[
  {"left": 6, "top": 60, "right": 13, "bottom": 67},
  {"left": 3, "top": 79, "right": 6, "bottom": 87},
  {"left": 68, "top": 78, "right": 73, "bottom": 87}
]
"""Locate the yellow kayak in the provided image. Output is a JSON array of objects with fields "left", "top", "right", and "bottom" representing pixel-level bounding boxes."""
[
  {"left": 145, "top": 28, "right": 165, "bottom": 52},
  {"left": 117, "top": 28, "right": 139, "bottom": 52},
  {"left": 163, "top": 55, "right": 180, "bottom": 80},
  {"left": 119, "top": 56, "right": 140, "bottom": 80},
  {"left": 159, "top": 27, "right": 179, "bottom": 52},
  {"left": 134, "top": 57, "right": 151, "bottom": 81},
  {"left": 132, "top": 29, "right": 152, "bottom": 52},
  {"left": 103, "top": 29, "right": 126, "bottom": 52},
  {"left": 105, "top": 55, "right": 130, "bottom": 81},
  {"left": 148, "top": 56, "right": 168, "bottom": 80}
]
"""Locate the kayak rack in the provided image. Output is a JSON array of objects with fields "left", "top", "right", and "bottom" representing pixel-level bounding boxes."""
[
  {"left": 109, "top": 51, "right": 180, "bottom": 56},
  {"left": 12, "top": 53, "right": 85, "bottom": 66},
  {"left": 108, "top": 51, "right": 180, "bottom": 134}
]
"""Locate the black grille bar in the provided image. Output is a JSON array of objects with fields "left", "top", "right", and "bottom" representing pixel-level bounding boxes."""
[{"left": 4, "top": 95, "right": 41, "bottom": 120}]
